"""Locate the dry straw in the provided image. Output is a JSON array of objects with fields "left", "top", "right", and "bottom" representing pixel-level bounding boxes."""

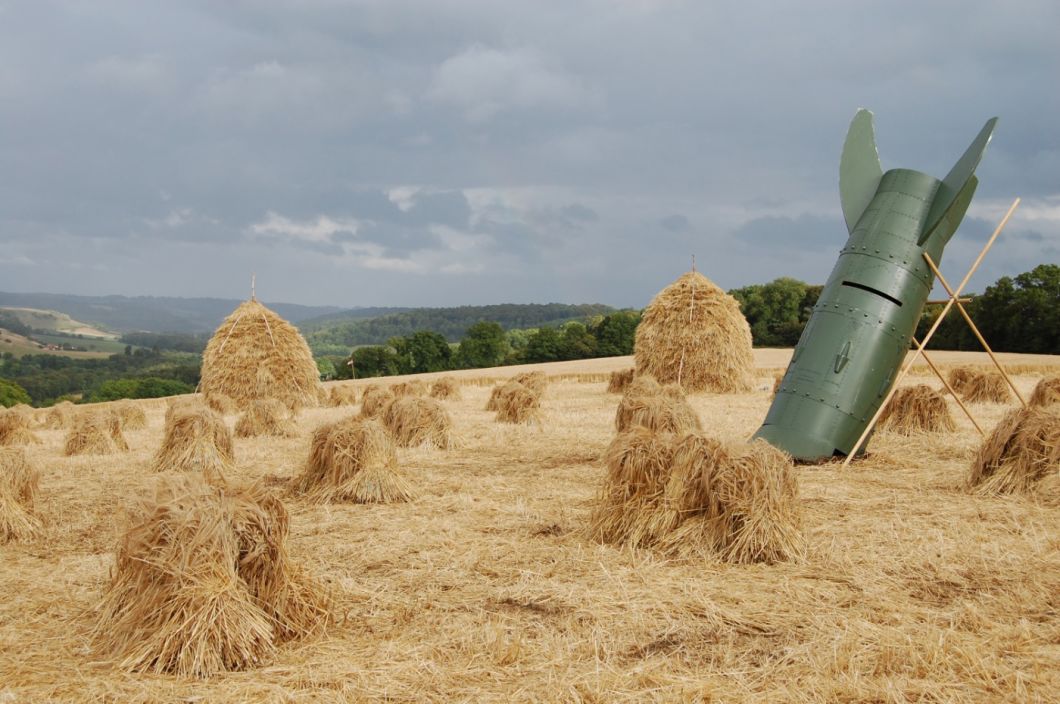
[
  {"left": 512, "top": 371, "right": 548, "bottom": 395},
  {"left": 153, "top": 406, "right": 234, "bottom": 479},
  {"left": 390, "top": 380, "right": 428, "bottom": 398},
  {"left": 235, "top": 399, "right": 297, "bottom": 439},
  {"left": 946, "top": 366, "right": 977, "bottom": 395},
  {"left": 634, "top": 270, "right": 755, "bottom": 393},
  {"left": 429, "top": 376, "right": 461, "bottom": 400},
  {"left": 962, "top": 371, "right": 1012, "bottom": 404},
  {"left": 200, "top": 299, "right": 323, "bottom": 412},
  {"left": 113, "top": 400, "right": 148, "bottom": 431},
  {"left": 0, "top": 447, "right": 41, "bottom": 542},
  {"left": 495, "top": 382, "right": 541, "bottom": 424},
  {"left": 606, "top": 368, "right": 635, "bottom": 394},
  {"left": 486, "top": 381, "right": 520, "bottom": 411},
  {"left": 292, "top": 417, "right": 412, "bottom": 503},
  {"left": 165, "top": 396, "right": 206, "bottom": 424},
  {"left": 967, "top": 406, "right": 1060, "bottom": 495},
  {"left": 615, "top": 379, "right": 701, "bottom": 435},
  {"left": 64, "top": 413, "right": 128, "bottom": 456},
  {"left": 657, "top": 435, "right": 804, "bottom": 564},
  {"left": 589, "top": 430, "right": 804, "bottom": 563},
  {"left": 327, "top": 385, "right": 358, "bottom": 407},
  {"left": 359, "top": 384, "right": 394, "bottom": 418},
  {"left": 588, "top": 427, "right": 677, "bottom": 549},
  {"left": 93, "top": 474, "right": 330, "bottom": 677},
  {"left": 41, "top": 400, "right": 75, "bottom": 429},
  {"left": 1029, "top": 375, "right": 1060, "bottom": 407},
  {"left": 205, "top": 392, "right": 239, "bottom": 415},
  {"left": 877, "top": 385, "right": 956, "bottom": 434},
  {"left": 948, "top": 367, "right": 1012, "bottom": 404},
  {"left": 0, "top": 408, "right": 42, "bottom": 447},
  {"left": 381, "top": 397, "right": 453, "bottom": 449}
]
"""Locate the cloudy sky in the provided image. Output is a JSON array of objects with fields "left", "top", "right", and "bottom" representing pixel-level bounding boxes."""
[{"left": 1, "top": 1, "right": 1057, "bottom": 308}]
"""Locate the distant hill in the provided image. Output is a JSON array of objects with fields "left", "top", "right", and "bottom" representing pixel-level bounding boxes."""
[
  {"left": 303, "top": 303, "right": 618, "bottom": 348},
  {"left": 0, "top": 292, "right": 343, "bottom": 333},
  {"left": 0, "top": 306, "right": 117, "bottom": 338}
]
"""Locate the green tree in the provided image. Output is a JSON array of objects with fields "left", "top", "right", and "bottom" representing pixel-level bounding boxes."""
[
  {"left": 524, "top": 327, "right": 564, "bottom": 363},
  {"left": 390, "top": 331, "right": 453, "bottom": 374},
  {"left": 456, "top": 321, "right": 508, "bottom": 369},
  {"left": 729, "top": 277, "right": 820, "bottom": 346},
  {"left": 0, "top": 378, "right": 32, "bottom": 407},
  {"left": 87, "top": 377, "right": 194, "bottom": 402},
  {"left": 351, "top": 346, "right": 401, "bottom": 378},
  {"left": 316, "top": 358, "right": 337, "bottom": 380},
  {"left": 921, "top": 263, "right": 1059, "bottom": 353},
  {"left": 591, "top": 311, "right": 641, "bottom": 356},
  {"left": 560, "top": 321, "right": 598, "bottom": 359}
]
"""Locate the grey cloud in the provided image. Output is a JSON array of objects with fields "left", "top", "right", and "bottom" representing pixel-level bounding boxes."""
[
  {"left": 732, "top": 214, "right": 845, "bottom": 251},
  {"left": 0, "top": 0, "right": 1057, "bottom": 308},
  {"left": 659, "top": 214, "right": 690, "bottom": 233}
]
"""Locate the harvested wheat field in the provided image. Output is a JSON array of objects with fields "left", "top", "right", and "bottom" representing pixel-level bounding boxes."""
[{"left": 1, "top": 350, "right": 1059, "bottom": 702}]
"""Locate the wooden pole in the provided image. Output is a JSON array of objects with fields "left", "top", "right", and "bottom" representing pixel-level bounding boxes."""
[
  {"left": 913, "top": 336, "right": 984, "bottom": 435},
  {"left": 841, "top": 197, "right": 1019, "bottom": 467},
  {"left": 923, "top": 253, "right": 1027, "bottom": 407}
]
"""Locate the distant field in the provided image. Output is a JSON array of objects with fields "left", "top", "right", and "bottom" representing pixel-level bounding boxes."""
[
  {"left": 0, "top": 327, "right": 111, "bottom": 359},
  {"left": 0, "top": 306, "right": 117, "bottom": 339},
  {"left": 29, "top": 332, "right": 129, "bottom": 355}
]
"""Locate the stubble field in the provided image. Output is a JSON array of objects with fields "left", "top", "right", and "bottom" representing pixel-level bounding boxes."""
[{"left": 2, "top": 350, "right": 1059, "bottom": 703}]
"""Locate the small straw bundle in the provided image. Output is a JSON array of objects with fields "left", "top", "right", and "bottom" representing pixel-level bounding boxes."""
[
  {"left": 359, "top": 385, "right": 394, "bottom": 418},
  {"left": 967, "top": 406, "right": 1060, "bottom": 495},
  {"left": 429, "top": 376, "right": 461, "bottom": 400},
  {"left": 93, "top": 474, "right": 330, "bottom": 677},
  {"left": 772, "top": 374, "right": 784, "bottom": 395},
  {"left": 0, "top": 447, "right": 41, "bottom": 542},
  {"left": 165, "top": 396, "right": 206, "bottom": 424},
  {"left": 64, "top": 413, "right": 128, "bottom": 456},
  {"left": 205, "top": 392, "right": 238, "bottom": 416},
  {"left": 1029, "top": 375, "right": 1060, "bottom": 407},
  {"left": 114, "top": 400, "right": 148, "bottom": 431},
  {"left": 615, "top": 378, "right": 701, "bottom": 435},
  {"left": 153, "top": 406, "right": 234, "bottom": 479},
  {"left": 634, "top": 271, "right": 756, "bottom": 393},
  {"left": 588, "top": 430, "right": 804, "bottom": 563},
  {"left": 656, "top": 435, "right": 804, "bottom": 564},
  {"left": 0, "top": 408, "right": 43, "bottom": 447},
  {"left": 512, "top": 371, "right": 548, "bottom": 395},
  {"left": 41, "top": 400, "right": 75, "bottom": 429},
  {"left": 235, "top": 399, "right": 297, "bottom": 439},
  {"left": 607, "top": 369, "right": 635, "bottom": 394},
  {"left": 962, "top": 371, "right": 1012, "bottom": 404},
  {"left": 948, "top": 367, "right": 1012, "bottom": 404},
  {"left": 947, "top": 367, "right": 977, "bottom": 395},
  {"left": 496, "top": 382, "right": 541, "bottom": 424},
  {"left": 588, "top": 427, "right": 678, "bottom": 549},
  {"left": 381, "top": 397, "right": 453, "bottom": 449},
  {"left": 486, "top": 381, "right": 519, "bottom": 411},
  {"left": 9, "top": 404, "right": 38, "bottom": 428},
  {"left": 327, "top": 385, "right": 358, "bottom": 407},
  {"left": 389, "top": 380, "right": 428, "bottom": 398},
  {"left": 291, "top": 417, "right": 412, "bottom": 503},
  {"left": 877, "top": 385, "right": 956, "bottom": 434}
]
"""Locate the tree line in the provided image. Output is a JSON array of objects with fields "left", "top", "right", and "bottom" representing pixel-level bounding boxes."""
[
  {"left": 0, "top": 348, "right": 197, "bottom": 406},
  {"left": 322, "top": 311, "right": 642, "bottom": 379},
  {"left": 1, "top": 265, "right": 1055, "bottom": 405}
]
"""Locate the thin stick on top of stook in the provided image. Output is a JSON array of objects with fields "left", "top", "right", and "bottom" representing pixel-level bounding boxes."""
[{"left": 842, "top": 197, "right": 1020, "bottom": 468}]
